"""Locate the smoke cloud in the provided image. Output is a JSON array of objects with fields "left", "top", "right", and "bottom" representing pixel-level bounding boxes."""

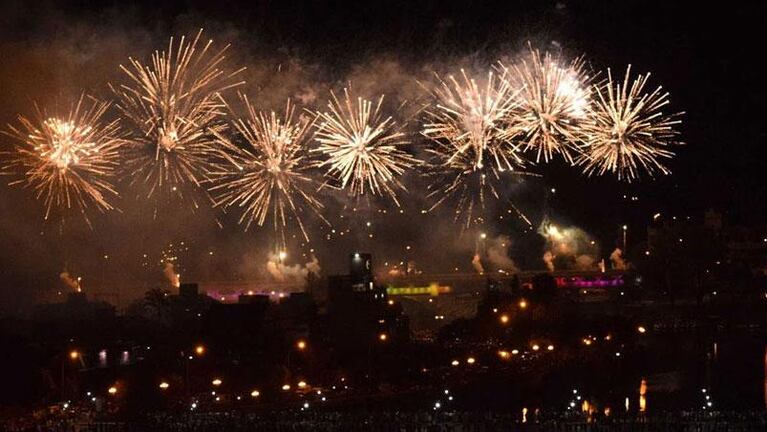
[
  {"left": 610, "top": 248, "right": 627, "bottom": 270},
  {"left": 539, "top": 222, "right": 600, "bottom": 271},
  {"left": 59, "top": 272, "right": 81, "bottom": 292},
  {"left": 163, "top": 262, "right": 180, "bottom": 288},
  {"left": 265, "top": 253, "right": 321, "bottom": 284},
  {"left": 471, "top": 253, "right": 484, "bottom": 274},
  {"left": 485, "top": 235, "right": 518, "bottom": 274}
]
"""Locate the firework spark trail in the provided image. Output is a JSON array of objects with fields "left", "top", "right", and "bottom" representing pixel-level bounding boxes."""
[
  {"left": 421, "top": 69, "right": 529, "bottom": 227},
  {"left": 578, "top": 65, "right": 683, "bottom": 182},
  {"left": 111, "top": 29, "right": 245, "bottom": 207},
  {"left": 2, "top": 94, "right": 123, "bottom": 224},
  {"left": 211, "top": 96, "right": 325, "bottom": 244},
  {"left": 313, "top": 88, "right": 418, "bottom": 205},
  {"left": 501, "top": 47, "right": 592, "bottom": 164}
]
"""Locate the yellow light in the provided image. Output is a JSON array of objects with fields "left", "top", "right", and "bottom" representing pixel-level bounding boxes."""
[
  {"left": 466, "top": 356, "right": 476, "bottom": 364},
  {"left": 532, "top": 344, "right": 540, "bottom": 351},
  {"left": 297, "top": 381, "right": 307, "bottom": 388},
  {"left": 250, "top": 389, "right": 260, "bottom": 397},
  {"left": 451, "top": 359, "right": 460, "bottom": 366},
  {"left": 282, "top": 384, "right": 291, "bottom": 391},
  {"left": 583, "top": 338, "right": 593, "bottom": 346},
  {"left": 296, "top": 340, "right": 307, "bottom": 350},
  {"left": 212, "top": 378, "right": 222, "bottom": 386},
  {"left": 500, "top": 314, "right": 509, "bottom": 324},
  {"left": 107, "top": 386, "right": 117, "bottom": 395},
  {"left": 511, "top": 349, "right": 519, "bottom": 355},
  {"left": 69, "top": 350, "right": 79, "bottom": 360},
  {"left": 518, "top": 299, "right": 527, "bottom": 309},
  {"left": 547, "top": 344, "right": 554, "bottom": 351},
  {"left": 498, "top": 350, "right": 510, "bottom": 359},
  {"left": 378, "top": 333, "right": 388, "bottom": 342},
  {"left": 637, "top": 326, "right": 647, "bottom": 334},
  {"left": 159, "top": 382, "right": 170, "bottom": 390},
  {"left": 387, "top": 299, "right": 394, "bottom": 306},
  {"left": 195, "top": 345, "right": 205, "bottom": 356},
  {"left": 278, "top": 251, "right": 287, "bottom": 260}
]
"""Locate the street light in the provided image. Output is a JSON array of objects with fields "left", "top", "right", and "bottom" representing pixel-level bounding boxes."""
[
  {"left": 69, "top": 350, "right": 79, "bottom": 360},
  {"left": 296, "top": 340, "right": 307, "bottom": 351},
  {"left": 378, "top": 333, "right": 388, "bottom": 342},
  {"left": 212, "top": 378, "right": 222, "bottom": 386},
  {"left": 250, "top": 389, "right": 260, "bottom": 398},
  {"left": 622, "top": 225, "right": 628, "bottom": 251},
  {"left": 518, "top": 299, "right": 528, "bottom": 309},
  {"left": 500, "top": 314, "right": 509, "bottom": 324},
  {"left": 194, "top": 345, "right": 205, "bottom": 356},
  {"left": 159, "top": 382, "right": 170, "bottom": 390},
  {"left": 108, "top": 386, "right": 118, "bottom": 395}
]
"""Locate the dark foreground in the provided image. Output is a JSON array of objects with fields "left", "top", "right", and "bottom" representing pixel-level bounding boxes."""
[{"left": 4, "top": 411, "right": 767, "bottom": 432}]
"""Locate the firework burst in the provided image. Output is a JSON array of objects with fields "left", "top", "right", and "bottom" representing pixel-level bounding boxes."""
[
  {"left": 503, "top": 47, "right": 592, "bottom": 163},
  {"left": 313, "top": 88, "right": 417, "bottom": 205},
  {"left": 2, "top": 94, "right": 123, "bottom": 224},
  {"left": 578, "top": 66, "right": 683, "bottom": 181},
  {"left": 211, "top": 96, "right": 324, "bottom": 244},
  {"left": 421, "top": 69, "right": 529, "bottom": 227},
  {"left": 112, "top": 29, "right": 244, "bottom": 207}
]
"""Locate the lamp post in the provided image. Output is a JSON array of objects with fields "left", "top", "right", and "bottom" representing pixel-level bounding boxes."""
[{"left": 622, "top": 225, "right": 628, "bottom": 252}]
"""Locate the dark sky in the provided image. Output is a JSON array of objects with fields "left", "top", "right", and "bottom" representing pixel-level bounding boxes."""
[{"left": 0, "top": 0, "right": 765, "bottom": 312}]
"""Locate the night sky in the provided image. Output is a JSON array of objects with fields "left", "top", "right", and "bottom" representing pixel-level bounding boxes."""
[{"left": 0, "top": 0, "right": 764, "bottom": 312}]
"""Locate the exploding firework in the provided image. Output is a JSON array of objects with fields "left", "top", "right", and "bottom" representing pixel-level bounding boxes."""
[
  {"left": 211, "top": 96, "right": 325, "bottom": 243},
  {"left": 2, "top": 94, "right": 123, "bottom": 223},
  {"left": 111, "top": 29, "right": 245, "bottom": 206},
  {"left": 502, "top": 47, "right": 592, "bottom": 163},
  {"left": 313, "top": 88, "right": 417, "bottom": 205},
  {"left": 578, "top": 66, "right": 683, "bottom": 181},
  {"left": 421, "top": 69, "right": 529, "bottom": 227}
]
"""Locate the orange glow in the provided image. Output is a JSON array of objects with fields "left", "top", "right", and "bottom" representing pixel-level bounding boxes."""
[
  {"left": 296, "top": 340, "right": 307, "bottom": 350},
  {"left": 378, "top": 333, "right": 388, "bottom": 342},
  {"left": 518, "top": 299, "right": 528, "bottom": 309},
  {"left": 466, "top": 356, "right": 476, "bottom": 364},
  {"left": 212, "top": 378, "right": 222, "bottom": 386},
  {"left": 69, "top": 350, "right": 79, "bottom": 360},
  {"left": 297, "top": 381, "right": 307, "bottom": 388},
  {"left": 498, "top": 350, "right": 510, "bottom": 359},
  {"left": 194, "top": 345, "right": 205, "bottom": 356},
  {"left": 500, "top": 314, "right": 509, "bottom": 324},
  {"left": 107, "top": 386, "right": 117, "bottom": 395},
  {"left": 639, "top": 378, "right": 647, "bottom": 412}
]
